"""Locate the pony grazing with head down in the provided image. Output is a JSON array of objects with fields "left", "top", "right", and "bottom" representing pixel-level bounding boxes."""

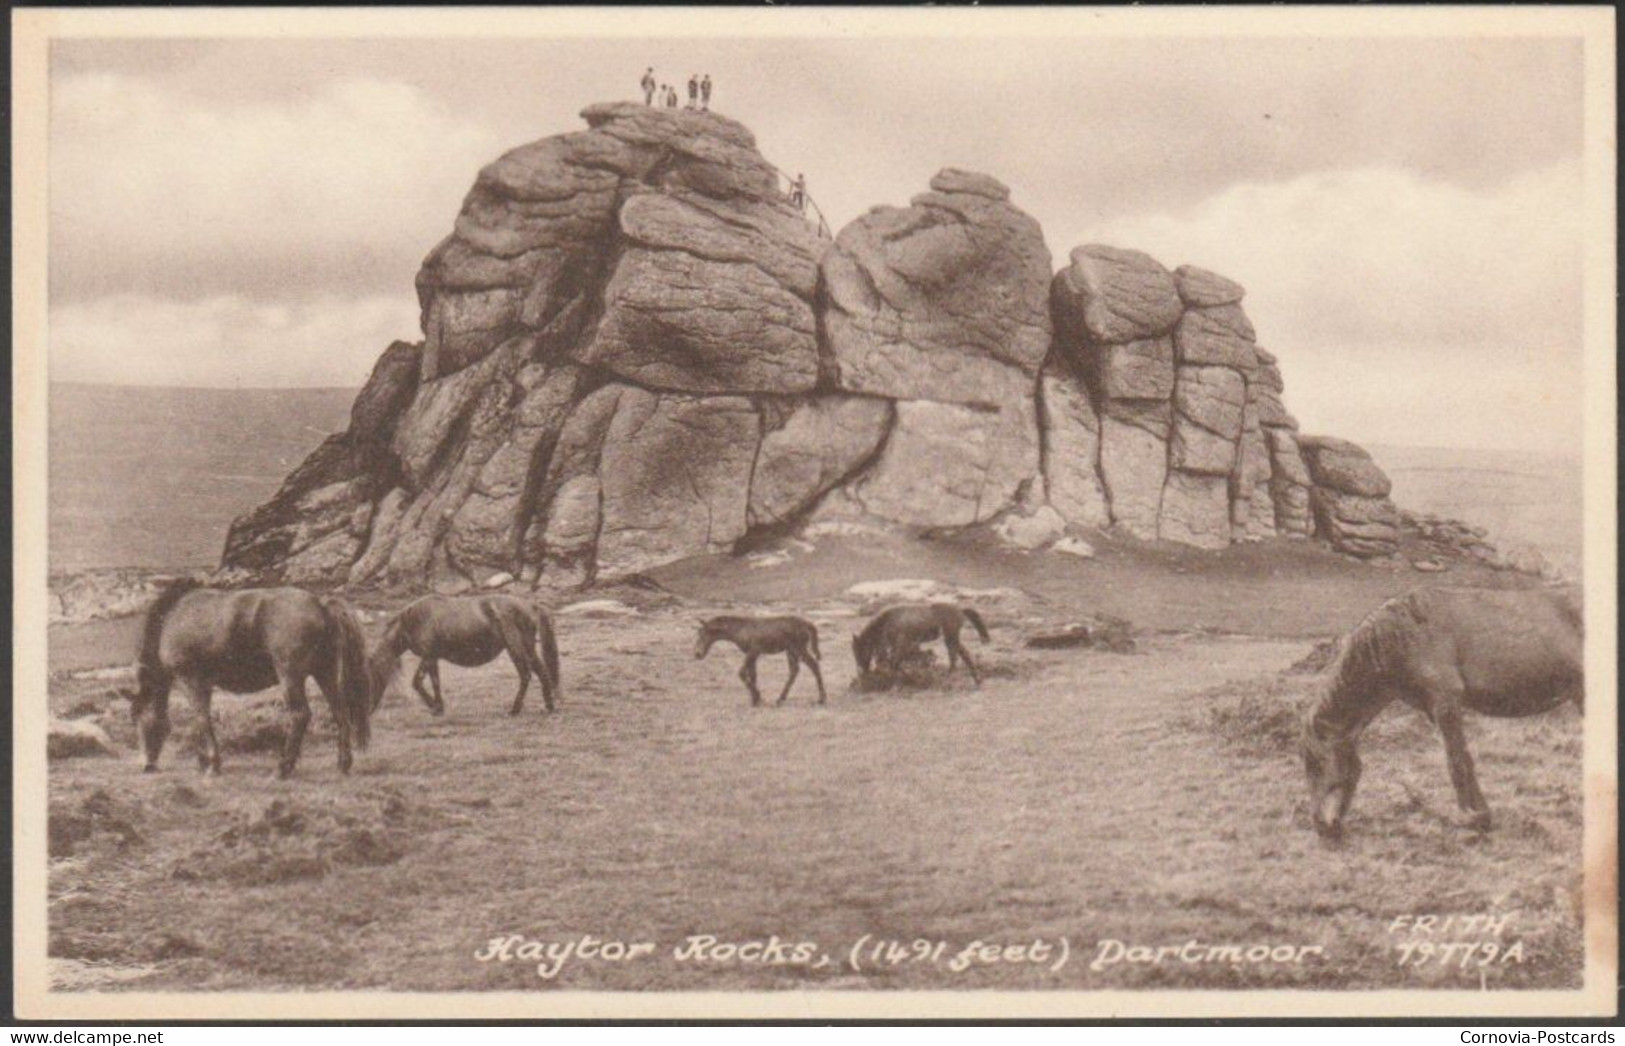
[
  {"left": 852, "top": 603, "right": 991, "bottom": 685},
  {"left": 1302, "top": 585, "right": 1583, "bottom": 839},
  {"left": 123, "top": 580, "right": 374, "bottom": 777},
  {"left": 366, "top": 595, "right": 560, "bottom": 717}
]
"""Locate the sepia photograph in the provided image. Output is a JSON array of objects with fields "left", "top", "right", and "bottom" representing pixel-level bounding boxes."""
[{"left": 10, "top": 5, "right": 1617, "bottom": 1022}]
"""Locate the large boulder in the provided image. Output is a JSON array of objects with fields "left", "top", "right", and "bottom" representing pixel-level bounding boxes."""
[
  {"left": 1052, "top": 245, "right": 1183, "bottom": 346},
  {"left": 1039, "top": 363, "right": 1110, "bottom": 528},
  {"left": 594, "top": 390, "right": 759, "bottom": 577},
  {"left": 1158, "top": 471, "right": 1231, "bottom": 549},
  {"left": 1298, "top": 435, "right": 1393, "bottom": 499},
  {"left": 1312, "top": 487, "right": 1401, "bottom": 558},
  {"left": 1097, "top": 415, "right": 1168, "bottom": 540},
  {"left": 1174, "top": 304, "right": 1259, "bottom": 374},
  {"left": 748, "top": 396, "right": 893, "bottom": 528},
  {"left": 573, "top": 191, "right": 823, "bottom": 394},
  {"left": 1173, "top": 265, "right": 1246, "bottom": 308},
  {"left": 1168, "top": 365, "right": 1244, "bottom": 476},
  {"left": 844, "top": 374, "right": 1040, "bottom": 528},
  {"left": 223, "top": 107, "right": 1434, "bottom": 582},
  {"left": 822, "top": 168, "right": 1052, "bottom": 405},
  {"left": 1264, "top": 428, "right": 1313, "bottom": 536}
]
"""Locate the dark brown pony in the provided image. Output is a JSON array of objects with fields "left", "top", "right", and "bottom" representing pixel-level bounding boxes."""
[
  {"left": 1302, "top": 585, "right": 1583, "bottom": 838},
  {"left": 367, "top": 595, "right": 560, "bottom": 716},
  {"left": 852, "top": 603, "right": 991, "bottom": 685},
  {"left": 694, "top": 616, "right": 826, "bottom": 706},
  {"left": 123, "top": 580, "right": 373, "bottom": 777}
]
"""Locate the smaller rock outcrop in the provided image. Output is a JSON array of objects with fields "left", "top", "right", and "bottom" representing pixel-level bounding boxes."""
[{"left": 1298, "top": 435, "right": 1399, "bottom": 557}]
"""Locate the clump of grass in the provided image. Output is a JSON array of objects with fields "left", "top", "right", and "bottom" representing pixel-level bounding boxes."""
[
  {"left": 1190, "top": 675, "right": 1313, "bottom": 756},
  {"left": 169, "top": 792, "right": 439, "bottom": 886}
]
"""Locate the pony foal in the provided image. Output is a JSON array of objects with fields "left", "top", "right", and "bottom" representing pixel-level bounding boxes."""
[{"left": 694, "top": 616, "right": 826, "bottom": 706}]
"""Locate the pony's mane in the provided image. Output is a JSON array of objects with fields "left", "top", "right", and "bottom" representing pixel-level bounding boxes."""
[
  {"left": 1318, "top": 593, "right": 1420, "bottom": 722},
  {"left": 138, "top": 577, "right": 204, "bottom": 672}
]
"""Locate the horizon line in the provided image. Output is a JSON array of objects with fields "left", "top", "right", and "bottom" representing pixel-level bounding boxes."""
[{"left": 47, "top": 381, "right": 1581, "bottom": 461}]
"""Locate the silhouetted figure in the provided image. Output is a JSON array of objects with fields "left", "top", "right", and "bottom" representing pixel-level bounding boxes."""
[
  {"left": 687, "top": 74, "right": 699, "bottom": 109},
  {"left": 663, "top": 84, "right": 677, "bottom": 109},
  {"left": 790, "top": 173, "right": 807, "bottom": 213},
  {"left": 700, "top": 74, "right": 713, "bottom": 111},
  {"left": 641, "top": 68, "right": 656, "bottom": 106}
]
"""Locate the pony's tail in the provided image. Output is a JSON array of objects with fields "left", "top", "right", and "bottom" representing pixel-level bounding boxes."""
[
  {"left": 806, "top": 622, "right": 821, "bottom": 662},
  {"left": 535, "top": 608, "right": 562, "bottom": 701},
  {"left": 321, "top": 598, "right": 371, "bottom": 750},
  {"left": 365, "top": 616, "right": 406, "bottom": 713},
  {"left": 962, "top": 608, "right": 991, "bottom": 643}
]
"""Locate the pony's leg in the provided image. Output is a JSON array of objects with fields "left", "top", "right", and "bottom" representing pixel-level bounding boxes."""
[
  {"left": 411, "top": 659, "right": 444, "bottom": 716},
  {"left": 944, "top": 635, "right": 959, "bottom": 672},
  {"left": 950, "top": 635, "right": 982, "bottom": 685},
  {"left": 138, "top": 687, "right": 172, "bottom": 773},
  {"left": 315, "top": 667, "right": 353, "bottom": 776},
  {"left": 802, "top": 649, "right": 827, "bottom": 704},
  {"left": 427, "top": 660, "right": 446, "bottom": 713},
  {"left": 277, "top": 673, "right": 313, "bottom": 779},
  {"left": 532, "top": 647, "right": 557, "bottom": 713},
  {"left": 181, "top": 679, "right": 221, "bottom": 775},
  {"left": 777, "top": 651, "right": 800, "bottom": 706},
  {"left": 1434, "top": 697, "right": 1492, "bottom": 831},
  {"left": 739, "top": 654, "right": 761, "bottom": 706},
  {"left": 495, "top": 617, "right": 532, "bottom": 717}
]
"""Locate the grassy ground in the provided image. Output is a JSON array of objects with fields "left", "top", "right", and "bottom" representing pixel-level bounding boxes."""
[{"left": 45, "top": 541, "right": 1582, "bottom": 993}]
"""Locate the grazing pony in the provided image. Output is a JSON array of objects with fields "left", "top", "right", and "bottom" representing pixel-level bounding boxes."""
[
  {"left": 122, "top": 580, "right": 373, "bottom": 777},
  {"left": 694, "top": 616, "right": 826, "bottom": 706},
  {"left": 1302, "top": 585, "right": 1583, "bottom": 839},
  {"left": 852, "top": 603, "right": 991, "bottom": 685},
  {"left": 367, "top": 595, "right": 560, "bottom": 717}
]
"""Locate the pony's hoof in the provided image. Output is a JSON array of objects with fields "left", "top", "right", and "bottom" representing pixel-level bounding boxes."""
[
  {"left": 1464, "top": 811, "right": 1492, "bottom": 833},
  {"left": 142, "top": 764, "right": 160, "bottom": 774},
  {"left": 508, "top": 707, "right": 523, "bottom": 717},
  {"left": 275, "top": 766, "right": 295, "bottom": 780}
]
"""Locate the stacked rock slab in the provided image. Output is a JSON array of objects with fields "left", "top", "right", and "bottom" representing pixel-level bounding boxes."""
[
  {"left": 223, "top": 103, "right": 1404, "bottom": 589},
  {"left": 1298, "top": 436, "right": 1400, "bottom": 557},
  {"left": 820, "top": 168, "right": 1051, "bottom": 528},
  {"left": 1049, "top": 246, "right": 1181, "bottom": 540}
]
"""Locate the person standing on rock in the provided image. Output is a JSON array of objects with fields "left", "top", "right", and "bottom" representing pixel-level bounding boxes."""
[
  {"left": 791, "top": 173, "right": 807, "bottom": 213},
  {"left": 687, "top": 74, "right": 699, "bottom": 109},
  {"left": 664, "top": 84, "right": 677, "bottom": 109},
  {"left": 641, "top": 68, "right": 656, "bottom": 106},
  {"left": 700, "top": 73, "right": 712, "bottom": 111}
]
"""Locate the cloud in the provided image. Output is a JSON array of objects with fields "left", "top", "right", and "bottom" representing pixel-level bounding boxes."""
[
  {"left": 50, "top": 293, "right": 421, "bottom": 387},
  {"left": 50, "top": 73, "right": 502, "bottom": 300},
  {"left": 1083, "top": 161, "right": 1583, "bottom": 454}
]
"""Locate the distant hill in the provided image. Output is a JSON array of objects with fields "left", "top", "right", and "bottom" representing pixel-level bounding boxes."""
[
  {"left": 49, "top": 383, "right": 355, "bottom": 571},
  {"left": 47, "top": 384, "right": 1584, "bottom": 576},
  {"left": 1369, "top": 442, "right": 1582, "bottom": 576}
]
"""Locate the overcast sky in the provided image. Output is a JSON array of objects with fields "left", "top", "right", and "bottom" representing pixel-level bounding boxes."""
[{"left": 48, "top": 33, "right": 1587, "bottom": 453}]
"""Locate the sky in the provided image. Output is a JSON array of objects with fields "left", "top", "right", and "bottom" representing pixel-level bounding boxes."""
[{"left": 47, "top": 32, "right": 1589, "bottom": 453}]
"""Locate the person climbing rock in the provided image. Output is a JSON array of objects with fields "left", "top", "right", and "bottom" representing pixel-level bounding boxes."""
[
  {"left": 641, "top": 68, "right": 656, "bottom": 106},
  {"left": 700, "top": 74, "right": 713, "bottom": 111},
  {"left": 791, "top": 173, "right": 807, "bottom": 213},
  {"left": 687, "top": 74, "right": 699, "bottom": 109}
]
